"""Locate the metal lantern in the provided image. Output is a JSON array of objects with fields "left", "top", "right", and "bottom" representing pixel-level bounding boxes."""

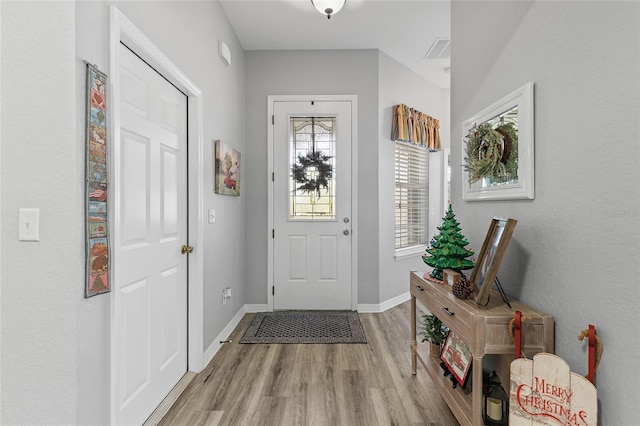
[{"left": 483, "top": 383, "right": 508, "bottom": 425}]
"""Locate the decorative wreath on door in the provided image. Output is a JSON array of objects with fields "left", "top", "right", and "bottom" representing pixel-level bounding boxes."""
[
  {"left": 292, "top": 151, "right": 333, "bottom": 198},
  {"left": 464, "top": 122, "right": 518, "bottom": 184}
]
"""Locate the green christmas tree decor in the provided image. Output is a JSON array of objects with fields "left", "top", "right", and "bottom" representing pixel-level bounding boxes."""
[{"left": 423, "top": 204, "right": 475, "bottom": 281}]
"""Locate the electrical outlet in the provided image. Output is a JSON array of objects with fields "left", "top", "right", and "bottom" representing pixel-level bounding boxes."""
[{"left": 222, "top": 287, "right": 232, "bottom": 305}]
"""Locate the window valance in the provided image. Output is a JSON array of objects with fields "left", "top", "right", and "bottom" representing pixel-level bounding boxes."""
[{"left": 391, "top": 104, "right": 441, "bottom": 151}]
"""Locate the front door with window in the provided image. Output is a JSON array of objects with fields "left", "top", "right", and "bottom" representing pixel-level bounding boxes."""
[{"left": 272, "top": 100, "right": 353, "bottom": 310}]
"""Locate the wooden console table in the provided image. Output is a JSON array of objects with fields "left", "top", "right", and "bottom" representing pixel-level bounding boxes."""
[{"left": 410, "top": 271, "right": 554, "bottom": 426}]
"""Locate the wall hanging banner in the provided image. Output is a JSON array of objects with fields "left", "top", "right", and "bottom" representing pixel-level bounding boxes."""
[
  {"left": 391, "top": 103, "right": 441, "bottom": 150},
  {"left": 85, "top": 62, "right": 110, "bottom": 297}
]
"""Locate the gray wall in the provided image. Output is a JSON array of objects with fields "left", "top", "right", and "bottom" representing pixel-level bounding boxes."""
[
  {"left": 2, "top": 2, "right": 246, "bottom": 424},
  {"left": 377, "top": 51, "right": 450, "bottom": 302},
  {"left": 451, "top": 2, "right": 640, "bottom": 424},
  {"left": 244, "top": 50, "right": 381, "bottom": 304},
  {"left": 1, "top": 3, "right": 79, "bottom": 424}
]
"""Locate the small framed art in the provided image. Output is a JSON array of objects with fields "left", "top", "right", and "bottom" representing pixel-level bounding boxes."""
[
  {"left": 214, "top": 140, "right": 241, "bottom": 196},
  {"left": 469, "top": 217, "right": 517, "bottom": 306},
  {"left": 443, "top": 269, "right": 461, "bottom": 287},
  {"left": 441, "top": 332, "right": 473, "bottom": 387}
]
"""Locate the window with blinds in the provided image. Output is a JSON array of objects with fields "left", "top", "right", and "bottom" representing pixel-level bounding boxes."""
[{"left": 395, "top": 142, "right": 429, "bottom": 250}]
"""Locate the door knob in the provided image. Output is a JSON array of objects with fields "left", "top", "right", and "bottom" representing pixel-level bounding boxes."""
[
  {"left": 181, "top": 244, "right": 193, "bottom": 254},
  {"left": 343, "top": 229, "right": 350, "bottom": 236}
]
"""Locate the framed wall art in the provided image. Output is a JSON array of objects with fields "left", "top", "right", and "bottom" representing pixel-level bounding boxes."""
[
  {"left": 462, "top": 82, "right": 534, "bottom": 201},
  {"left": 469, "top": 217, "right": 517, "bottom": 306},
  {"left": 85, "top": 61, "right": 110, "bottom": 297},
  {"left": 214, "top": 140, "right": 241, "bottom": 196}
]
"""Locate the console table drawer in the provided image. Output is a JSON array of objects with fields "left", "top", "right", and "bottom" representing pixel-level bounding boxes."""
[{"left": 412, "top": 279, "right": 472, "bottom": 340}]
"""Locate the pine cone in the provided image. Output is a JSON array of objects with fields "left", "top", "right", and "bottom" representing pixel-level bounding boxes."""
[{"left": 452, "top": 278, "right": 475, "bottom": 300}]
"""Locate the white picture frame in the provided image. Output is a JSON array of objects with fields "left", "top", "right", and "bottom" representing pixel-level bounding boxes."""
[{"left": 462, "top": 82, "right": 534, "bottom": 201}]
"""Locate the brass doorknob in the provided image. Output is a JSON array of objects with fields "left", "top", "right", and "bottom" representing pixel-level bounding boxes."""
[{"left": 181, "top": 244, "right": 193, "bottom": 254}]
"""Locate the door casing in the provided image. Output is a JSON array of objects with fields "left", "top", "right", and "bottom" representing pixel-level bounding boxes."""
[
  {"left": 267, "top": 95, "right": 358, "bottom": 311},
  {"left": 109, "top": 5, "right": 205, "bottom": 421}
]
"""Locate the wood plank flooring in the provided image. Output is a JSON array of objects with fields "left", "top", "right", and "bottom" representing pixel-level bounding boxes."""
[{"left": 158, "top": 301, "right": 459, "bottom": 426}]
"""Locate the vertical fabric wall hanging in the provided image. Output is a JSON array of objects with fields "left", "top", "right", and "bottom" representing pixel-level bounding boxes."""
[
  {"left": 391, "top": 104, "right": 441, "bottom": 151},
  {"left": 85, "top": 62, "right": 110, "bottom": 297}
]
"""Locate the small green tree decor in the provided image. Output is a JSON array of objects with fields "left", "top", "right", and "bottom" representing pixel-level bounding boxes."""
[
  {"left": 423, "top": 204, "right": 475, "bottom": 281},
  {"left": 421, "top": 314, "right": 448, "bottom": 356},
  {"left": 420, "top": 314, "right": 448, "bottom": 345}
]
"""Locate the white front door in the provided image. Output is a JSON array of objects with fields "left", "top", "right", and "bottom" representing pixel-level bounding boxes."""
[
  {"left": 272, "top": 100, "right": 353, "bottom": 310},
  {"left": 113, "top": 44, "right": 188, "bottom": 425}
]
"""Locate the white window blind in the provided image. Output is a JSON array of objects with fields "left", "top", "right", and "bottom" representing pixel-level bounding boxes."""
[{"left": 395, "top": 142, "right": 429, "bottom": 250}]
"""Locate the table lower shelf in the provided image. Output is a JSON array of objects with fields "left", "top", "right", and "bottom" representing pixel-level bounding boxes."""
[{"left": 415, "top": 343, "right": 472, "bottom": 426}]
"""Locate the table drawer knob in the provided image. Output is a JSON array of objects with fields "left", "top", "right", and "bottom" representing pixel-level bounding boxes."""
[
  {"left": 415, "top": 285, "right": 424, "bottom": 291},
  {"left": 442, "top": 307, "right": 454, "bottom": 316}
]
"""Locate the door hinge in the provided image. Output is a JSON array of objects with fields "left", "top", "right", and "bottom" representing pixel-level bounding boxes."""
[
  {"left": 272, "top": 286, "right": 275, "bottom": 296},
  {"left": 272, "top": 115, "right": 274, "bottom": 125},
  {"left": 272, "top": 172, "right": 274, "bottom": 182},
  {"left": 272, "top": 229, "right": 275, "bottom": 238}
]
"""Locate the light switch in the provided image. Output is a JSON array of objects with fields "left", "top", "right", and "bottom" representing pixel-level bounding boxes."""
[
  {"left": 19, "top": 208, "right": 40, "bottom": 241},
  {"left": 208, "top": 208, "right": 216, "bottom": 224}
]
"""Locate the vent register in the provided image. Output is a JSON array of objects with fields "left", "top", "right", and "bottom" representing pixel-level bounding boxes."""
[{"left": 424, "top": 38, "right": 451, "bottom": 60}]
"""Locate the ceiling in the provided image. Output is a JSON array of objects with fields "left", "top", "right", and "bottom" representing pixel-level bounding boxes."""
[{"left": 220, "top": 0, "right": 451, "bottom": 88}]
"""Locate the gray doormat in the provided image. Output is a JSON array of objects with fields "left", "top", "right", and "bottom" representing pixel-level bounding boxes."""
[{"left": 240, "top": 311, "right": 367, "bottom": 344}]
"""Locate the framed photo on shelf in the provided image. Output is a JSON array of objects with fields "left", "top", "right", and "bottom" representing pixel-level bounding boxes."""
[
  {"left": 469, "top": 217, "right": 517, "bottom": 306},
  {"left": 443, "top": 269, "right": 461, "bottom": 287},
  {"left": 440, "top": 332, "right": 473, "bottom": 387}
]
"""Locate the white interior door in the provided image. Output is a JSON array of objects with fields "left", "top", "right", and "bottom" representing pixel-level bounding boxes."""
[
  {"left": 113, "top": 44, "right": 188, "bottom": 425},
  {"left": 272, "top": 100, "right": 352, "bottom": 310}
]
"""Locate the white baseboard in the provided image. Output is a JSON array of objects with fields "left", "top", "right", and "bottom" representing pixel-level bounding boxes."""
[
  {"left": 244, "top": 304, "right": 269, "bottom": 313},
  {"left": 356, "top": 304, "right": 380, "bottom": 313},
  {"left": 202, "top": 306, "right": 247, "bottom": 368},
  {"left": 200, "top": 303, "right": 270, "bottom": 369},
  {"left": 357, "top": 291, "right": 410, "bottom": 313}
]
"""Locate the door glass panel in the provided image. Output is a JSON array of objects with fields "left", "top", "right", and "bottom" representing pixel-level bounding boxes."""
[{"left": 289, "top": 117, "right": 336, "bottom": 220}]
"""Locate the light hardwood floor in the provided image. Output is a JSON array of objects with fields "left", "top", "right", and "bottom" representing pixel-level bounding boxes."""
[{"left": 158, "top": 301, "right": 459, "bottom": 426}]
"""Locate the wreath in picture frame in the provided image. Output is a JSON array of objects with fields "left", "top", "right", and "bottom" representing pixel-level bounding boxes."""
[
  {"left": 464, "top": 122, "right": 518, "bottom": 185},
  {"left": 292, "top": 151, "right": 333, "bottom": 198}
]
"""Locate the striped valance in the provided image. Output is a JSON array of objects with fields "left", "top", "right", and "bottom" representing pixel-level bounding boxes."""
[{"left": 391, "top": 104, "right": 441, "bottom": 151}]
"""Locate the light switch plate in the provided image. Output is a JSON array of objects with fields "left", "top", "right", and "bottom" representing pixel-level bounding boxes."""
[
  {"left": 208, "top": 208, "right": 216, "bottom": 224},
  {"left": 19, "top": 208, "right": 40, "bottom": 241}
]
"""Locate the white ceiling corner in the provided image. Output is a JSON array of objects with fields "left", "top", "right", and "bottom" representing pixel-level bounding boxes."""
[{"left": 220, "top": 0, "right": 451, "bottom": 88}]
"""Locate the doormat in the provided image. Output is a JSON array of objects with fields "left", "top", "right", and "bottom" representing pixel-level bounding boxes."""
[{"left": 240, "top": 311, "right": 367, "bottom": 344}]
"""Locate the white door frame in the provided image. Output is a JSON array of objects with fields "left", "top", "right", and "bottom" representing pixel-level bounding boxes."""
[
  {"left": 109, "top": 5, "right": 205, "bottom": 419},
  {"left": 267, "top": 95, "right": 358, "bottom": 311}
]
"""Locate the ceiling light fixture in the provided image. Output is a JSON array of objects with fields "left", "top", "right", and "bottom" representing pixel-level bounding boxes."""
[{"left": 311, "top": 0, "right": 345, "bottom": 19}]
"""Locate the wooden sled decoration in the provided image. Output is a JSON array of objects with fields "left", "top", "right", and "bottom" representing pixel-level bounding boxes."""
[{"left": 510, "top": 353, "right": 597, "bottom": 425}]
